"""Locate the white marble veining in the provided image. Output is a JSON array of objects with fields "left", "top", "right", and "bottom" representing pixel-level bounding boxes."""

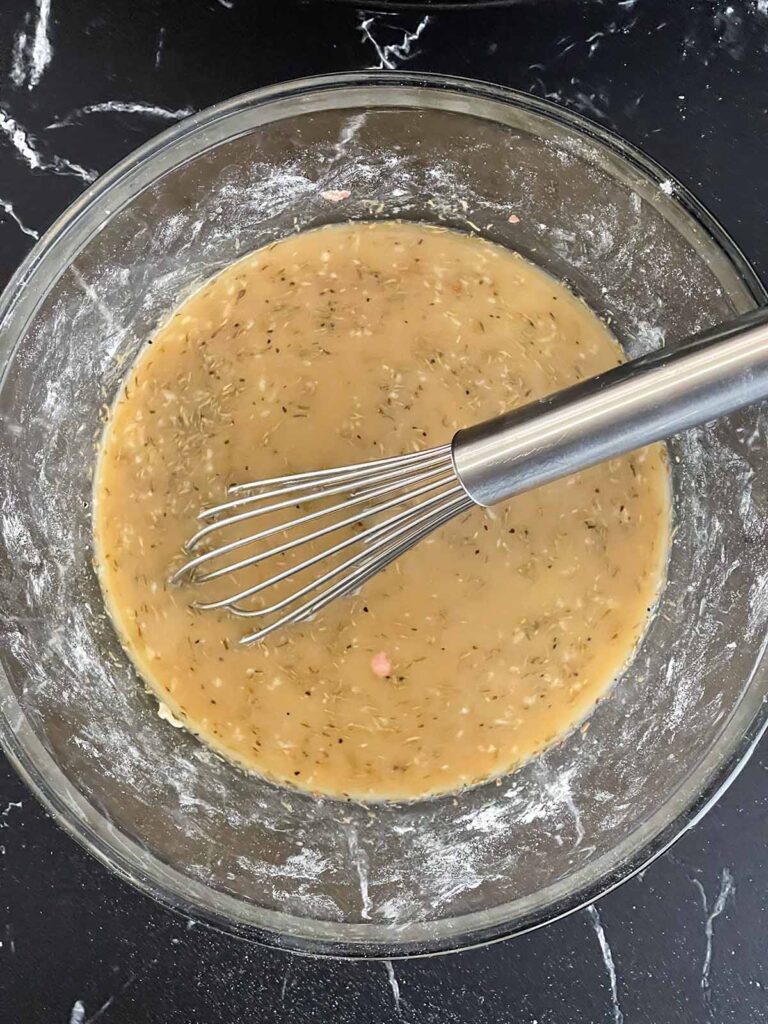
[
  {"left": 68, "top": 1000, "right": 85, "bottom": 1024},
  {"left": 280, "top": 962, "right": 292, "bottom": 1002},
  {"left": 83, "top": 993, "right": 115, "bottom": 1022},
  {"left": 10, "top": 0, "right": 52, "bottom": 90},
  {"left": 0, "top": 108, "right": 96, "bottom": 182},
  {"left": 47, "top": 101, "right": 195, "bottom": 129},
  {"left": 0, "top": 197, "right": 38, "bottom": 240},
  {"left": 10, "top": 31, "right": 27, "bottom": 88},
  {"left": 383, "top": 960, "right": 403, "bottom": 1017},
  {"left": 154, "top": 26, "right": 166, "bottom": 70},
  {"left": 692, "top": 867, "right": 736, "bottom": 998},
  {"left": 585, "top": 904, "right": 623, "bottom": 1024},
  {"left": 358, "top": 13, "right": 430, "bottom": 71},
  {"left": 1, "top": 800, "right": 22, "bottom": 820}
]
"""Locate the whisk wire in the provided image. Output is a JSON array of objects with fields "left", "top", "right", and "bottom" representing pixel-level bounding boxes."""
[
  {"left": 239, "top": 491, "right": 472, "bottom": 644},
  {"left": 200, "top": 448, "right": 454, "bottom": 521},
  {"left": 175, "top": 468, "right": 458, "bottom": 584},
  {"left": 184, "top": 459, "right": 454, "bottom": 553},
  {"left": 207, "top": 485, "right": 469, "bottom": 614},
  {"left": 228, "top": 444, "right": 453, "bottom": 494},
  {"left": 173, "top": 444, "right": 471, "bottom": 643}
]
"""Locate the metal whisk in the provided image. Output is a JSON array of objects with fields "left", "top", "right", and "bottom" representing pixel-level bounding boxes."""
[{"left": 173, "top": 309, "right": 768, "bottom": 644}]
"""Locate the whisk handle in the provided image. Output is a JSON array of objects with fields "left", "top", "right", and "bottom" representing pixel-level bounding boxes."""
[{"left": 452, "top": 308, "right": 768, "bottom": 507}]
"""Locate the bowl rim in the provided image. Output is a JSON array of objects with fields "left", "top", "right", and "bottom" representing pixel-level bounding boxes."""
[{"left": 1, "top": 70, "right": 766, "bottom": 959}]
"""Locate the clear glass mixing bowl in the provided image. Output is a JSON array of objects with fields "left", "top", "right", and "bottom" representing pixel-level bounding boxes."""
[{"left": 1, "top": 73, "right": 767, "bottom": 958}]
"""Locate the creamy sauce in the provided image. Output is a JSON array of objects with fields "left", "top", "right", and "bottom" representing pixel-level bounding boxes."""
[{"left": 94, "top": 221, "right": 669, "bottom": 802}]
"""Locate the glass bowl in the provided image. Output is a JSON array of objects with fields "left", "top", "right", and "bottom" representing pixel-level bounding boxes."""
[{"left": 1, "top": 73, "right": 766, "bottom": 958}]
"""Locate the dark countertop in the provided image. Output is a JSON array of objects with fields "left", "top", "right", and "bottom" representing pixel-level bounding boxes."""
[{"left": 1, "top": 1, "right": 767, "bottom": 1021}]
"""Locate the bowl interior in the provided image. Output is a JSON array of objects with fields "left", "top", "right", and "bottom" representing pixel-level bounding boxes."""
[{"left": 1, "top": 79, "right": 767, "bottom": 955}]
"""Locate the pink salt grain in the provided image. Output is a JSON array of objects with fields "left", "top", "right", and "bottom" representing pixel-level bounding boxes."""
[
  {"left": 370, "top": 651, "right": 392, "bottom": 678},
  {"left": 321, "top": 189, "right": 351, "bottom": 202},
  {"left": 508, "top": 213, "right": 520, "bottom": 224}
]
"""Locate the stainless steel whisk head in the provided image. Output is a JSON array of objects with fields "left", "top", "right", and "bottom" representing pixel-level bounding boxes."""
[
  {"left": 172, "top": 445, "right": 474, "bottom": 644},
  {"left": 172, "top": 310, "right": 768, "bottom": 644}
]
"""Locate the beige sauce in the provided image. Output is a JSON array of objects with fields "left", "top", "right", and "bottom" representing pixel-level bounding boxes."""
[{"left": 94, "top": 222, "right": 669, "bottom": 801}]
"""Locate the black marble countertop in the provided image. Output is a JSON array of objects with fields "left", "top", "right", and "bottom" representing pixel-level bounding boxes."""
[{"left": 1, "top": 1, "right": 768, "bottom": 1021}]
